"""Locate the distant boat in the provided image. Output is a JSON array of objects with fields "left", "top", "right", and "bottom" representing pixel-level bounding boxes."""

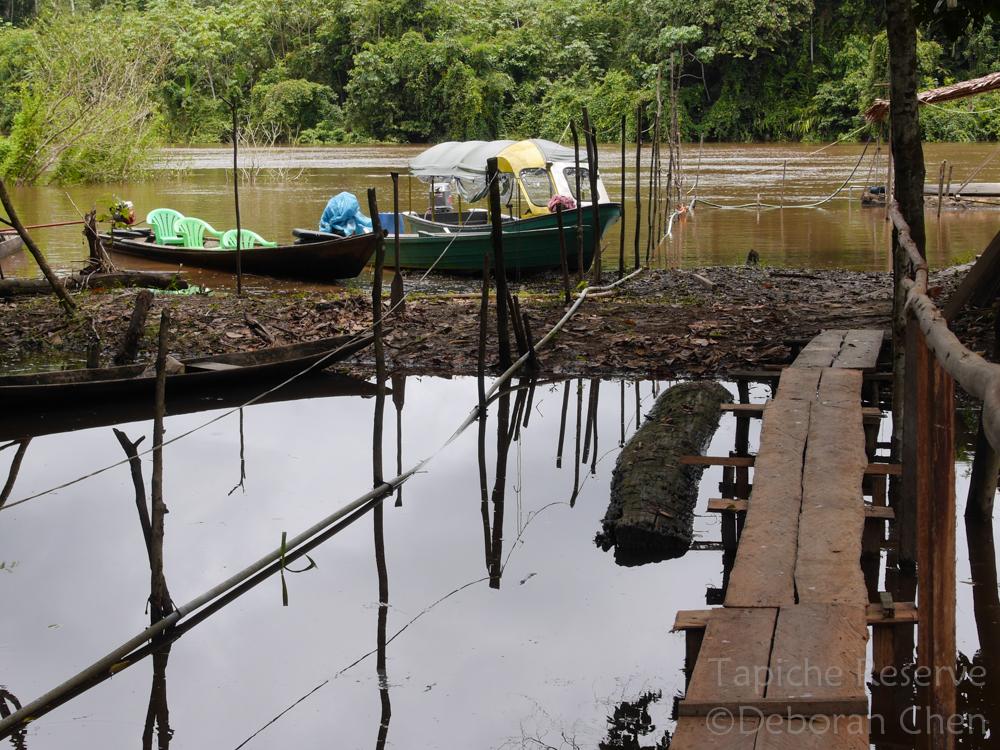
[
  {"left": 0, "top": 231, "right": 24, "bottom": 258},
  {"left": 402, "top": 139, "right": 622, "bottom": 238},
  {"left": 104, "top": 230, "right": 376, "bottom": 283},
  {"left": 0, "top": 333, "right": 375, "bottom": 407}
]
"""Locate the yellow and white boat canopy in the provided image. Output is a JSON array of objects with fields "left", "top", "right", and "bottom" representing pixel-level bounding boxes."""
[{"left": 408, "top": 139, "right": 607, "bottom": 215}]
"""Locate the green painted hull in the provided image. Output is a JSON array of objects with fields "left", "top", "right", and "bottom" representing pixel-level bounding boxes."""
[
  {"left": 403, "top": 201, "right": 622, "bottom": 240},
  {"left": 386, "top": 223, "right": 602, "bottom": 273}
]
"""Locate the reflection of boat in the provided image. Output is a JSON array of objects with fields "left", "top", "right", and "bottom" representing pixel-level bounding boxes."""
[
  {"left": 0, "top": 333, "right": 375, "bottom": 408},
  {"left": 0, "top": 372, "right": 381, "bottom": 441},
  {"left": 403, "top": 139, "right": 621, "bottom": 237},
  {"left": 0, "top": 231, "right": 24, "bottom": 258},
  {"left": 103, "top": 231, "right": 376, "bottom": 282}
]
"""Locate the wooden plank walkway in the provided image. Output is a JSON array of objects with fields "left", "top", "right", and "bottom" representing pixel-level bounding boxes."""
[{"left": 671, "top": 330, "right": 885, "bottom": 749}]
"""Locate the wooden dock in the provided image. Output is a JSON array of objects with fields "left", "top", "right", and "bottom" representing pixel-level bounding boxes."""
[{"left": 671, "top": 329, "right": 907, "bottom": 748}]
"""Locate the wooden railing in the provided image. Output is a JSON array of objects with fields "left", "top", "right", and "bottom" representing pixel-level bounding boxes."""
[{"left": 887, "top": 199, "right": 987, "bottom": 750}]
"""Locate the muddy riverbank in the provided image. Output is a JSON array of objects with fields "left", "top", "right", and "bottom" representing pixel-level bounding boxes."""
[{"left": 0, "top": 264, "right": 987, "bottom": 381}]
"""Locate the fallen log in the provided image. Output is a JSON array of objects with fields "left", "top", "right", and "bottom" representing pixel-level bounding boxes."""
[
  {"left": 0, "top": 271, "right": 189, "bottom": 297},
  {"left": 596, "top": 380, "right": 732, "bottom": 566}
]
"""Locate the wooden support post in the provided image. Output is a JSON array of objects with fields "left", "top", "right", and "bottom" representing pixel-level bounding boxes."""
[
  {"left": 965, "top": 411, "right": 999, "bottom": 521},
  {"left": 684, "top": 628, "right": 704, "bottom": 690},
  {"left": 911, "top": 325, "right": 956, "bottom": 750},
  {"left": 582, "top": 107, "right": 602, "bottom": 284},
  {"left": 150, "top": 309, "right": 172, "bottom": 623},
  {"left": 721, "top": 510, "right": 738, "bottom": 550},
  {"left": 487, "top": 157, "right": 512, "bottom": 369},
  {"left": 945, "top": 164, "right": 954, "bottom": 202},
  {"left": 900, "top": 318, "right": 923, "bottom": 568},
  {"left": 114, "top": 289, "right": 154, "bottom": 366},
  {"left": 720, "top": 465, "right": 734, "bottom": 498}
]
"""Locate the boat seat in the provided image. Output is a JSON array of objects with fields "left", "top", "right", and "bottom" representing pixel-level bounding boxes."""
[
  {"left": 221, "top": 229, "right": 278, "bottom": 249},
  {"left": 146, "top": 208, "right": 185, "bottom": 245},
  {"left": 175, "top": 217, "right": 224, "bottom": 248}
]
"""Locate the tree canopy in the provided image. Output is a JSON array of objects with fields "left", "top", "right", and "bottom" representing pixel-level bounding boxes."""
[{"left": 3, "top": 0, "right": 1000, "bottom": 183}]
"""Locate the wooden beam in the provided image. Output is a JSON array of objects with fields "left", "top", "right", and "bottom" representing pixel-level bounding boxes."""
[
  {"left": 681, "top": 455, "right": 755, "bottom": 467},
  {"left": 673, "top": 603, "right": 918, "bottom": 631}
]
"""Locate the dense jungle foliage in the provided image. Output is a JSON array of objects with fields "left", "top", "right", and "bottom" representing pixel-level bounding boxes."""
[{"left": 1, "top": 0, "right": 1000, "bottom": 183}]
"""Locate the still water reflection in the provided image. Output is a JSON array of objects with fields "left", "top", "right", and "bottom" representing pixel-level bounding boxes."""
[
  {"left": 4, "top": 142, "right": 1000, "bottom": 288},
  {"left": 0, "top": 373, "right": 996, "bottom": 748}
]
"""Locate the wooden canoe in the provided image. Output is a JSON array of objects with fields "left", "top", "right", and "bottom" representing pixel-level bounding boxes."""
[
  {"left": 103, "top": 230, "right": 376, "bottom": 282},
  {"left": 0, "top": 232, "right": 24, "bottom": 259},
  {"left": 0, "top": 371, "right": 381, "bottom": 441},
  {"left": 0, "top": 332, "right": 375, "bottom": 407}
]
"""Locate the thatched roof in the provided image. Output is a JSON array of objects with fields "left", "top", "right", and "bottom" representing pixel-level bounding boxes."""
[{"left": 864, "top": 71, "right": 1000, "bottom": 123}]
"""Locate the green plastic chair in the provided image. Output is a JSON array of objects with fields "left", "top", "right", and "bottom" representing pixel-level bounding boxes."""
[
  {"left": 221, "top": 229, "right": 278, "bottom": 249},
  {"left": 174, "top": 217, "right": 224, "bottom": 248},
  {"left": 146, "top": 208, "right": 185, "bottom": 245}
]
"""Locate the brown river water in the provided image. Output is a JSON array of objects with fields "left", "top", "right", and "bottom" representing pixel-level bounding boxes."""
[
  {"left": 1, "top": 143, "right": 998, "bottom": 748},
  {"left": 3, "top": 141, "right": 1000, "bottom": 289}
]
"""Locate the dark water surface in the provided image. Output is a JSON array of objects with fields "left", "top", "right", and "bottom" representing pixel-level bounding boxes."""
[
  {"left": 4, "top": 142, "right": 1000, "bottom": 288},
  {"left": 0, "top": 371, "right": 996, "bottom": 747},
  {"left": 0, "top": 375, "right": 751, "bottom": 748}
]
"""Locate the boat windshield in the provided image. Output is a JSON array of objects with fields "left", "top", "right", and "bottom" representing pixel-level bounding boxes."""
[
  {"left": 563, "top": 167, "right": 594, "bottom": 201},
  {"left": 518, "top": 167, "right": 553, "bottom": 207}
]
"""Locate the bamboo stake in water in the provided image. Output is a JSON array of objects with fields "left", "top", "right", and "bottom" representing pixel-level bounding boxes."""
[
  {"left": 486, "top": 157, "right": 511, "bottom": 369},
  {"left": 634, "top": 102, "right": 642, "bottom": 269},
  {"left": 150, "top": 309, "right": 173, "bottom": 623},
  {"left": 367, "top": 190, "right": 387, "bottom": 388},
  {"left": 937, "top": 160, "right": 946, "bottom": 218},
  {"left": 619, "top": 114, "right": 626, "bottom": 279},
  {"left": 478, "top": 251, "right": 491, "bottom": 411},
  {"left": 555, "top": 205, "right": 571, "bottom": 305},
  {"left": 570, "top": 121, "right": 584, "bottom": 281},
  {"left": 781, "top": 160, "right": 787, "bottom": 209},
  {"left": 582, "top": 107, "right": 602, "bottom": 284},
  {"left": 390, "top": 172, "right": 404, "bottom": 313}
]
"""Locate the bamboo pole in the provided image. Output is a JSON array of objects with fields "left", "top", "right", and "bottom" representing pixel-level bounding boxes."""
[
  {"left": 570, "top": 122, "right": 584, "bottom": 281},
  {"left": 478, "top": 251, "right": 491, "bottom": 411},
  {"left": 634, "top": 102, "right": 642, "bottom": 269},
  {"left": 150, "top": 309, "right": 173, "bottom": 623},
  {"left": 937, "top": 160, "right": 946, "bottom": 218},
  {"left": 780, "top": 160, "right": 787, "bottom": 209},
  {"left": 619, "top": 114, "right": 626, "bottom": 279},
  {"left": 487, "top": 158, "right": 512, "bottom": 368},
  {"left": 390, "top": 172, "right": 404, "bottom": 313},
  {"left": 367, "top": 190, "right": 386, "bottom": 387},
  {"left": 556, "top": 205, "right": 571, "bottom": 305},
  {"left": 582, "top": 107, "right": 601, "bottom": 284}
]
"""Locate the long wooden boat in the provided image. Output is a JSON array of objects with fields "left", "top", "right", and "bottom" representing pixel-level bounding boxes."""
[
  {"left": 0, "top": 231, "right": 24, "bottom": 259},
  {"left": 0, "top": 332, "right": 374, "bottom": 407},
  {"left": 386, "top": 222, "right": 601, "bottom": 273},
  {"left": 103, "top": 230, "right": 376, "bottom": 282},
  {"left": 401, "top": 201, "right": 622, "bottom": 238}
]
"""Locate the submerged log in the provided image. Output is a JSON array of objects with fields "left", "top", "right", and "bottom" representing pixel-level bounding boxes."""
[
  {"left": 597, "top": 380, "right": 731, "bottom": 566},
  {"left": 0, "top": 271, "right": 188, "bottom": 297}
]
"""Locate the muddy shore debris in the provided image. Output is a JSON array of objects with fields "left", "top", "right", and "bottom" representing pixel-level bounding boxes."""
[{"left": 0, "top": 264, "right": 987, "bottom": 383}]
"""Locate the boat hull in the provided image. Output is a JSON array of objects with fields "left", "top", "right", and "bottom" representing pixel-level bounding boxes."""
[
  {"left": 386, "top": 208, "right": 619, "bottom": 273},
  {"left": 0, "top": 333, "right": 375, "bottom": 407},
  {"left": 0, "top": 232, "right": 24, "bottom": 259},
  {"left": 104, "top": 232, "right": 376, "bottom": 282},
  {"left": 402, "top": 202, "right": 622, "bottom": 240}
]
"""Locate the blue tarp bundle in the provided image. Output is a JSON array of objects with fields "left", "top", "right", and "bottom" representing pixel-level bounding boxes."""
[{"left": 319, "top": 192, "right": 373, "bottom": 236}]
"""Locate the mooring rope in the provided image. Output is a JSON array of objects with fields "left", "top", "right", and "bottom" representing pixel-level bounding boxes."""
[{"left": 692, "top": 137, "right": 872, "bottom": 211}]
